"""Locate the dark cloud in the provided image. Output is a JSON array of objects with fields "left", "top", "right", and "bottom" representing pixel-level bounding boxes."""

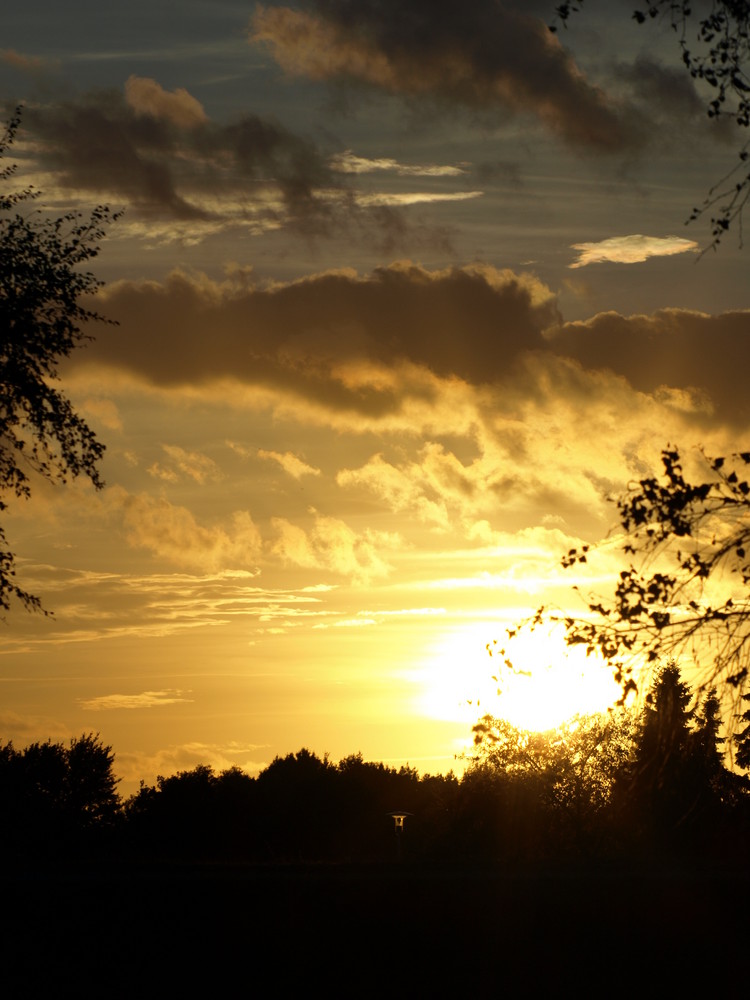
[
  {"left": 251, "top": 0, "right": 644, "bottom": 152},
  {"left": 617, "top": 56, "right": 703, "bottom": 122},
  {"left": 28, "top": 92, "right": 205, "bottom": 221},
  {"left": 472, "top": 160, "right": 524, "bottom": 188},
  {"left": 19, "top": 81, "right": 467, "bottom": 248},
  {"left": 615, "top": 54, "right": 738, "bottom": 147},
  {"left": 75, "top": 255, "right": 750, "bottom": 431},
  {"left": 76, "top": 263, "right": 559, "bottom": 412},
  {"left": 23, "top": 84, "right": 336, "bottom": 228},
  {"left": 549, "top": 308, "right": 750, "bottom": 427},
  {"left": 0, "top": 49, "right": 59, "bottom": 74}
]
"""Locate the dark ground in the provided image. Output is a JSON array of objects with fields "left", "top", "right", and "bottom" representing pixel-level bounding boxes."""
[{"left": 2, "top": 858, "right": 746, "bottom": 994}]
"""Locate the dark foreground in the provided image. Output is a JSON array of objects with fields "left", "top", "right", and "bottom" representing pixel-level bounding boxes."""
[{"left": 2, "top": 858, "right": 747, "bottom": 993}]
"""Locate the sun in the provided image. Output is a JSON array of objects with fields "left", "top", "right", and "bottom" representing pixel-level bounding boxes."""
[{"left": 417, "top": 619, "right": 624, "bottom": 732}]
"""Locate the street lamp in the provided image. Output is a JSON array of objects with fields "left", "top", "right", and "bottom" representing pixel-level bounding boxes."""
[{"left": 387, "top": 811, "right": 412, "bottom": 861}]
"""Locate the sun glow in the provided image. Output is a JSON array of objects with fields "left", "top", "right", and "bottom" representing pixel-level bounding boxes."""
[{"left": 417, "top": 620, "right": 624, "bottom": 732}]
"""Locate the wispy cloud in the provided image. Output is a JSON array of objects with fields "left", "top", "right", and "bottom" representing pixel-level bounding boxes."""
[
  {"left": 569, "top": 234, "right": 699, "bottom": 268},
  {"left": 80, "top": 689, "right": 193, "bottom": 711},
  {"left": 258, "top": 449, "right": 321, "bottom": 478},
  {"left": 148, "top": 444, "right": 222, "bottom": 485},
  {"left": 0, "top": 48, "right": 59, "bottom": 73},
  {"left": 353, "top": 190, "right": 482, "bottom": 207},
  {"left": 330, "top": 150, "right": 467, "bottom": 176}
]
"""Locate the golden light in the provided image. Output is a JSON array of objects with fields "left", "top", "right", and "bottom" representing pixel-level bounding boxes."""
[{"left": 416, "top": 619, "right": 624, "bottom": 732}]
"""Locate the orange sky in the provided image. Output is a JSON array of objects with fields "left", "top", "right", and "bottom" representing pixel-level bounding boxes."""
[{"left": 2, "top": 1, "right": 749, "bottom": 794}]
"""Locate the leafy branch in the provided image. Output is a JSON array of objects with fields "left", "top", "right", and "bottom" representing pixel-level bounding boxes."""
[
  {"left": 553, "top": 446, "right": 750, "bottom": 700},
  {"left": 0, "top": 108, "right": 119, "bottom": 612},
  {"left": 552, "top": 1, "right": 750, "bottom": 251}
]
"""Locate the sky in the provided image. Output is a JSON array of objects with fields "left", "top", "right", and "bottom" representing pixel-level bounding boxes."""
[{"left": 2, "top": 0, "right": 749, "bottom": 794}]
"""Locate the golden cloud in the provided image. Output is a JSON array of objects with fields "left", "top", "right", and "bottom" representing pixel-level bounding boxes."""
[
  {"left": 569, "top": 234, "right": 699, "bottom": 267},
  {"left": 124, "top": 75, "right": 208, "bottom": 128}
]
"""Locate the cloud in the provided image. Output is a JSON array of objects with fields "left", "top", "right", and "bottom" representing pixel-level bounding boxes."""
[
  {"left": 337, "top": 450, "right": 454, "bottom": 529},
  {"left": 112, "top": 487, "right": 263, "bottom": 572},
  {"left": 0, "top": 49, "right": 58, "bottom": 73},
  {"left": 568, "top": 235, "right": 699, "bottom": 267},
  {"left": 251, "top": 0, "right": 643, "bottom": 152},
  {"left": 148, "top": 445, "right": 222, "bottom": 484},
  {"left": 353, "top": 190, "right": 482, "bottom": 207},
  {"left": 124, "top": 75, "right": 208, "bottom": 127},
  {"left": 75, "top": 257, "right": 750, "bottom": 437},
  {"left": 116, "top": 742, "right": 269, "bottom": 786},
  {"left": 617, "top": 56, "right": 703, "bottom": 122},
  {"left": 548, "top": 308, "right": 750, "bottom": 428},
  {"left": 80, "top": 689, "right": 193, "bottom": 711},
  {"left": 271, "top": 512, "right": 399, "bottom": 581},
  {"left": 330, "top": 150, "right": 467, "bottom": 176},
  {"left": 258, "top": 449, "right": 321, "bottom": 478},
  {"left": 20, "top": 85, "right": 334, "bottom": 229},
  {"left": 84, "top": 262, "right": 560, "bottom": 400},
  {"left": 17, "top": 82, "right": 470, "bottom": 247},
  {"left": 0, "top": 563, "right": 338, "bottom": 649},
  {"left": 0, "top": 711, "right": 69, "bottom": 741},
  {"left": 80, "top": 397, "right": 123, "bottom": 432}
]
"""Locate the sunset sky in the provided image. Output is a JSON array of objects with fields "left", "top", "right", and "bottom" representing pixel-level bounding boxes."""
[{"left": 3, "top": 0, "right": 749, "bottom": 794}]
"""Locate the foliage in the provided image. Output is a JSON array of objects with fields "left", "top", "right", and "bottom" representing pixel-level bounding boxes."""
[
  {"left": 471, "top": 710, "right": 637, "bottom": 853},
  {"left": 3, "top": 723, "right": 747, "bottom": 863},
  {"left": 552, "top": 1, "right": 750, "bottom": 250},
  {"left": 0, "top": 108, "right": 116, "bottom": 612},
  {"left": 554, "top": 446, "right": 750, "bottom": 700},
  {"left": 472, "top": 664, "right": 745, "bottom": 854},
  {"left": 735, "top": 691, "right": 750, "bottom": 768}
]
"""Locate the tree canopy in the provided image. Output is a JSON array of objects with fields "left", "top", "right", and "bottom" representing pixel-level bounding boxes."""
[
  {"left": 0, "top": 108, "right": 116, "bottom": 612},
  {"left": 552, "top": 1, "right": 750, "bottom": 249}
]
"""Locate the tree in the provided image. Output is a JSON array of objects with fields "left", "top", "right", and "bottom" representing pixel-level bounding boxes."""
[
  {"left": 622, "top": 664, "right": 740, "bottom": 847},
  {"left": 470, "top": 710, "right": 637, "bottom": 855},
  {"left": 473, "top": 712, "right": 636, "bottom": 806},
  {"left": 735, "top": 689, "right": 750, "bottom": 769},
  {"left": 554, "top": 446, "right": 750, "bottom": 701},
  {"left": 0, "top": 108, "right": 116, "bottom": 612},
  {"left": 552, "top": 1, "right": 750, "bottom": 250},
  {"left": 65, "top": 732, "right": 121, "bottom": 826},
  {"left": 0, "top": 732, "right": 120, "bottom": 854}
]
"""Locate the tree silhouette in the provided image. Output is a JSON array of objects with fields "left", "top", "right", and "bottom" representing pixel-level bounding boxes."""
[
  {"left": 734, "top": 689, "right": 750, "bottom": 769},
  {"left": 623, "top": 664, "right": 737, "bottom": 847},
  {"left": 0, "top": 733, "right": 120, "bottom": 854},
  {"left": 552, "top": 1, "right": 750, "bottom": 250},
  {"left": 0, "top": 108, "right": 117, "bottom": 612},
  {"left": 471, "top": 711, "right": 636, "bottom": 856},
  {"left": 632, "top": 663, "right": 693, "bottom": 793}
]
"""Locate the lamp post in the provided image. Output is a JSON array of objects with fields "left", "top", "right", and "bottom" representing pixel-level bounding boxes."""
[{"left": 387, "top": 811, "right": 412, "bottom": 861}]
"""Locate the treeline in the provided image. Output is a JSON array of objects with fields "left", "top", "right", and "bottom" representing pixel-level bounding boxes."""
[{"left": 3, "top": 665, "right": 750, "bottom": 864}]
